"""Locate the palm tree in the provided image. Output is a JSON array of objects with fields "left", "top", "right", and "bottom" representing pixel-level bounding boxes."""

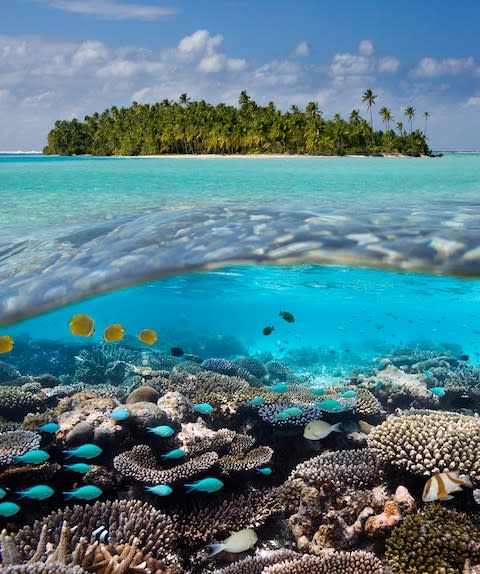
[
  {"left": 404, "top": 107, "right": 415, "bottom": 133},
  {"left": 379, "top": 106, "right": 392, "bottom": 131},
  {"left": 349, "top": 109, "right": 361, "bottom": 126},
  {"left": 362, "top": 89, "right": 377, "bottom": 130},
  {"left": 423, "top": 111, "right": 430, "bottom": 136},
  {"left": 396, "top": 121, "right": 404, "bottom": 136}
]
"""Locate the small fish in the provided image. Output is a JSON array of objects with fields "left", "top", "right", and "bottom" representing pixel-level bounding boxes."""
[
  {"left": 92, "top": 525, "right": 110, "bottom": 543},
  {"left": 429, "top": 386, "right": 446, "bottom": 397},
  {"left": 460, "top": 354, "right": 469, "bottom": 361},
  {"left": 311, "top": 388, "right": 325, "bottom": 396},
  {"left": 315, "top": 399, "right": 345, "bottom": 412},
  {"left": 63, "top": 463, "right": 91, "bottom": 474},
  {"left": 263, "top": 326, "right": 274, "bottom": 336},
  {"left": 36, "top": 422, "right": 60, "bottom": 433},
  {"left": 14, "top": 450, "right": 50, "bottom": 465},
  {"left": 0, "top": 502, "right": 20, "bottom": 517},
  {"left": 0, "top": 488, "right": 6, "bottom": 499},
  {"left": 138, "top": 328, "right": 158, "bottom": 346},
  {"left": 256, "top": 467, "right": 272, "bottom": 475},
  {"left": 279, "top": 311, "right": 295, "bottom": 323},
  {"left": 424, "top": 369, "right": 434, "bottom": 379},
  {"left": 207, "top": 528, "right": 257, "bottom": 557},
  {"left": 274, "top": 406, "right": 302, "bottom": 420},
  {"left": 108, "top": 408, "right": 130, "bottom": 421},
  {"left": 171, "top": 347, "right": 184, "bottom": 357},
  {"left": 147, "top": 425, "right": 175, "bottom": 437},
  {"left": 145, "top": 484, "right": 173, "bottom": 496},
  {"left": 185, "top": 477, "right": 224, "bottom": 493},
  {"left": 17, "top": 485, "right": 54, "bottom": 500},
  {"left": 422, "top": 471, "right": 472, "bottom": 502},
  {"left": 193, "top": 403, "right": 214, "bottom": 415},
  {"left": 304, "top": 420, "right": 342, "bottom": 440},
  {"left": 63, "top": 444, "right": 102, "bottom": 459},
  {"left": 63, "top": 485, "right": 102, "bottom": 501},
  {"left": 68, "top": 313, "right": 95, "bottom": 337},
  {"left": 184, "top": 353, "right": 202, "bottom": 363},
  {"left": 247, "top": 396, "right": 266, "bottom": 406},
  {"left": 341, "top": 390, "right": 357, "bottom": 398},
  {"left": 0, "top": 335, "right": 14, "bottom": 353},
  {"left": 161, "top": 448, "right": 185, "bottom": 460},
  {"left": 103, "top": 323, "right": 125, "bottom": 343},
  {"left": 269, "top": 383, "right": 287, "bottom": 393}
]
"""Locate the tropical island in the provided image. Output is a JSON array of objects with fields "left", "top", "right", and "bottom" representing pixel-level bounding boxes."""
[{"left": 43, "top": 89, "right": 431, "bottom": 156}]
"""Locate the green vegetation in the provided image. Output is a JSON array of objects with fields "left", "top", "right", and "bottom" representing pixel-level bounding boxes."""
[{"left": 43, "top": 90, "right": 431, "bottom": 156}]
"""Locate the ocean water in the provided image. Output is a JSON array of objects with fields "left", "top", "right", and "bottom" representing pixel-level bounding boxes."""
[{"left": 1, "top": 153, "right": 480, "bottom": 572}]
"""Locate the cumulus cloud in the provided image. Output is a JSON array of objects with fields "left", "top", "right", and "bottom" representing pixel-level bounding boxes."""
[
  {"left": 378, "top": 56, "right": 400, "bottom": 73},
  {"left": 411, "top": 56, "right": 476, "bottom": 77},
  {"left": 465, "top": 96, "right": 480, "bottom": 107},
  {"left": 47, "top": 0, "right": 176, "bottom": 20},
  {"left": 358, "top": 39, "right": 374, "bottom": 57},
  {"left": 293, "top": 41, "right": 310, "bottom": 57},
  {"left": 331, "top": 52, "right": 371, "bottom": 78},
  {"left": 253, "top": 60, "right": 303, "bottom": 86}
]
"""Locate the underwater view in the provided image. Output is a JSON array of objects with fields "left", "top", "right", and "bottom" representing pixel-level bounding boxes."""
[{"left": 2, "top": 153, "right": 480, "bottom": 574}]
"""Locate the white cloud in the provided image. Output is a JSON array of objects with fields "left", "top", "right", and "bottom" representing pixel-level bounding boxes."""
[
  {"left": 330, "top": 53, "right": 371, "bottom": 77},
  {"left": 465, "top": 96, "right": 480, "bottom": 107},
  {"left": 253, "top": 60, "right": 303, "bottom": 86},
  {"left": 47, "top": 0, "right": 176, "bottom": 20},
  {"left": 358, "top": 40, "right": 374, "bottom": 57},
  {"left": 198, "top": 54, "right": 246, "bottom": 73},
  {"left": 411, "top": 56, "right": 476, "bottom": 78},
  {"left": 293, "top": 41, "right": 309, "bottom": 57},
  {"left": 72, "top": 41, "right": 108, "bottom": 68},
  {"left": 177, "top": 30, "right": 222, "bottom": 56},
  {"left": 378, "top": 56, "right": 400, "bottom": 73}
]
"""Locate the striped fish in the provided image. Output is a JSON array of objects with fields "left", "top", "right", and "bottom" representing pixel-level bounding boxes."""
[{"left": 422, "top": 471, "right": 472, "bottom": 502}]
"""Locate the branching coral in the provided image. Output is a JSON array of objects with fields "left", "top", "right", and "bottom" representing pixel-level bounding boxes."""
[
  {"left": 219, "top": 446, "right": 273, "bottom": 472},
  {"left": 288, "top": 448, "right": 382, "bottom": 490},
  {"left": 0, "top": 430, "right": 41, "bottom": 465},
  {"left": 368, "top": 410, "right": 480, "bottom": 478},
  {"left": 385, "top": 504, "right": 480, "bottom": 574},
  {"left": 262, "top": 551, "right": 384, "bottom": 574},
  {"left": 171, "top": 488, "right": 282, "bottom": 545},
  {"left": 355, "top": 388, "right": 383, "bottom": 416},
  {"left": 213, "top": 550, "right": 300, "bottom": 574}
]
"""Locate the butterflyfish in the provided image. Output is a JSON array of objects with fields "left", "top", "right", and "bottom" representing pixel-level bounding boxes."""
[
  {"left": 422, "top": 471, "right": 473, "bottom": 502},
  {"left": 17, "top": 485, "right": 54, "bottom": 500},
  {"left": 145, "top": 484, "right": 173, "bottom": 496},
  {"left": 207, "top": 528, "right": 258, "bottom": 557},
  {"left": 63, "top": 444, "right": 102, "bottom": 459},
  {"left": 103, "top": 323, "right": 125, "bottom": 343},
  {"left": 279, "top": 311, "right": 295, "bottom": 323},
  {"left": 69, "top": 314, "right": 95, "bottom": 337},
  {"left": 0, "top": 336, "right": 14, "bottom": 353},
  {"left": 0, "top": 502, "right": 20, "bottom": 517},
  {"left": 63, "top": 485, "right": 102, "bottom": 501},
  {"left": 36, "top": 422, "right": 60, "bottom": 433},
  {"left": 138, "top": 329, "right": 158, "bottom": 345},
  {"left": 304, "top": 420, "right": 342, "bottom": 440},
  {"left": 14, "top": 450, "right": 49, "bottom": 464},
  {"left": 185, "top": 477, "right": 224, "bottom": 493}
]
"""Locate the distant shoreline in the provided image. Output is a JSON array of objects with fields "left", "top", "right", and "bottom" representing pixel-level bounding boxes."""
[{"left": 36, "top": 152, "right": 441, "bottom": 159}]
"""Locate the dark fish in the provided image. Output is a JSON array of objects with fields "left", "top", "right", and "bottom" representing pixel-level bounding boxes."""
[
  {"left": 263, "top": 326, "right": 274, "bottom": 336},
  {"left": 171, "top": 347, "right": 184, "bottom": 357},
  {"left": 460, "top": 354, "right": 469, "bottom": 361},
  {"left": 184, "top": 353, "right": 202, "bottom": 363},
  {"left": 279, "top": 311, "right": 295, "bottom": 323}
]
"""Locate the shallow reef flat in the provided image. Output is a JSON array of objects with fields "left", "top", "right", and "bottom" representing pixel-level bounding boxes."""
[{"left": 0, "top": 341, "right": 479, "bottom": 573}]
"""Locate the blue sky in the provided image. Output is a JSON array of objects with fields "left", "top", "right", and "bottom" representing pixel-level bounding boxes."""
[{"left": 1, "top": 0, "right": 479, "bottom": 150}]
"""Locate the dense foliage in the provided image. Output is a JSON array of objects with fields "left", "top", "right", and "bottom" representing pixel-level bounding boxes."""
[{"left": 43, "top": 91, "right": 430, "bottom": 156}]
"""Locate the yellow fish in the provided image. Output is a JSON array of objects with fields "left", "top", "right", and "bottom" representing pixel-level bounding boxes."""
[
  {"left": 103, "top": 323, "right": 125, "bottom": 343},
  {"left": 138, "top": 329, "right": 158, "bottom": 345},
  {"left": 0, "top": 336, "right": 14, "bottom": 353},
  {"left": 422, "top": 471, "right": 472, "bottom": 502},
  {"left": 68, "top": 314, "right": 95, "bottom": 337}
]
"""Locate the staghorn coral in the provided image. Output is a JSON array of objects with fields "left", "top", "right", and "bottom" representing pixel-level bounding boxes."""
[
  {"left": 213, "top": 550, "right": 300, "bottom": 574},
  {"left": 113, "top": 444, "right": 218, "bottom": 484},
  {"left": 9, "top": 499, "right": 178, "bottom": 570},
  {"left": 368, "top": 410, "right": 480, "bottom": 478},
  {"left": 385, "top": 504, "right": 480, "bottom": 574},
  {"left": 219, "top": 446, "right": 273, "bottom": 473},
  {"left": 0, "top": 565, "right": 87, "bottom": 574},
  {"left": 172, "top": 488, "right": 282, "bottom": 545},
  {"left": 288, "top": 448, "right": 382, "bottom": 491},
  {"left": 262, "top": 550, "right": 384, "bottom": 574},
  {"left": 354, "top": 388, "right": 383, "bottom": 416},
  {"left": 0, "top": 429, "right": 42, "bottom": 466}
]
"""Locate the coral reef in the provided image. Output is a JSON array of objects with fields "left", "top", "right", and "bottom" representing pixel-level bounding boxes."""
[
  {"left": 200, "top": 358, "right": 237, "bottom": 376},
  {"left": 0, "top": 430, "right": 42, "bottom": 465},
  {"left": 257, "top": 401, "right": 324, "bottom": 428},
  {"left": 262, "top": 551, "right": 384, "bottom": 574}
]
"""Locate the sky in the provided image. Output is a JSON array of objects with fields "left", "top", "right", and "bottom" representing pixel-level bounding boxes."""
[{"left": 1, "top": 0, "right": 480, "bottom": 151}]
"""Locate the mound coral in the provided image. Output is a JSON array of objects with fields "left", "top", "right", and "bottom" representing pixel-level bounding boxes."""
[
  {"left": 258, "top": 401, "right": 323, "bottom": 427},
  {"left": 0, "top": 387, "right": 43, "bottom": 418},
  {"left": 368, "top": 409, "right": 480, "bottom": 478},
  {"left": 200, "top": 358, "right": 237, "bottom": 376},
  {"left": 0, "top": 430, "right": 42, "bottom": 466},
  {"left": 385, "top": 504, "right": 480, "bottom": 573}
]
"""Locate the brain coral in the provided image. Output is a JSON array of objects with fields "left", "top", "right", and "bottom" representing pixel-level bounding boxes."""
[
  {"left": 385, "top": 504, "right": 480, "bottom": 573},
  {"left": 288, "top": 448, "right": 382, "bottom": 490},
  {"left": 368, "top": 410, "right": 480, "bottom": 478}
]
